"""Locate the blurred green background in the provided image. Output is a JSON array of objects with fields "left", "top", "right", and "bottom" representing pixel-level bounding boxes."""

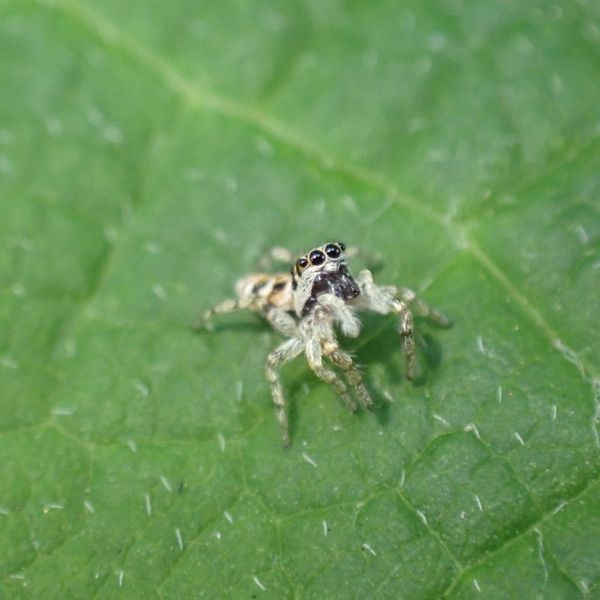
[{"left": 1, "top": 0, "right": 600, "bottom": 597}]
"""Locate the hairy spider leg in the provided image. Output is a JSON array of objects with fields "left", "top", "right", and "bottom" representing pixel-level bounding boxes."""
[
  {"left": 355, "top": 269, "right": 417, "bottom": 380},
  {"left": 396, "top": 287, "right": 452, "bottom": 327},
  {"left": 265, "top": 337, "right": 304, "bottom": 447},
  {"left": 264, "top": 307, "right": 298, "bottom": 337},
  {"left": 325, "top": 345, "right": 374, "bottom": 410},
  {"left": 196, "top": 297, "right": 255, "bottom": 330},
  {"left": 302, "top": 322, "right": 358, "bottom": 412},
  {"left": 314, "top": 294, "right": 373, "bottom": 408}
]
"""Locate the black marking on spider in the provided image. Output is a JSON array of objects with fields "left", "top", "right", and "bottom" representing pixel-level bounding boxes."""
[{"left": 301, "top": 264, "right": 360, "bottom": 317}]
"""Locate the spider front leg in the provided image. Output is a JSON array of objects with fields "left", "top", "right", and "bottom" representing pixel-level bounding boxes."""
[
  {"left": 265, "top": 337, "right": 304, "bottom": 447},
  {"left": 302, "top": 320, "right": 358, "bottom": 414},
  {"left": 324, "top": 344, "right": 374, "bottom": 410},
  {"left": 316, "top": 294, "right": 372, "bottom": 408}
]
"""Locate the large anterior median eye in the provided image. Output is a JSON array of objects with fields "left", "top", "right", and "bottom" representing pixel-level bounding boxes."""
[
  {"left": 325, "top": 243, "right": 341, "bottom": 258},
  {"left": 309, "top": 250, "right": 326, "bottom": 266}
]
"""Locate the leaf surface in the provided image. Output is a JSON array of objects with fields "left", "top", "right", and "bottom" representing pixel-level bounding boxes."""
[{"left": 1, "top": 0, "right": 600, "bottom": 598}]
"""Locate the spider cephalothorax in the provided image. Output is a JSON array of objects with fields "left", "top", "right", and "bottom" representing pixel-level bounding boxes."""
[
  {"left": 199, "top": 242, "right": 450, "bottom": 447},
  {"left": 290, "top": 242, "right": 360, "bottom": 317}
]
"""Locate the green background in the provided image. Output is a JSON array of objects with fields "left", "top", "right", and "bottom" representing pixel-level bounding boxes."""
[{"left": 1, "top": 0, "right": 600, "bottom": 597}]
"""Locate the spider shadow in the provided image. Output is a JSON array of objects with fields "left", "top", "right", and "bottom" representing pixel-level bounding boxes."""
[
  {"left": 283, "top": 314, "right": 447, "bottom": 436},
  {"left": 284, "top": 370, "right": 376, "bottom": 444},
  {"left": 348, "top": 314, "right": 447, "bottom": 427},
  {"left": 193, "top": 309, "right": 447, "bottom": 439}
]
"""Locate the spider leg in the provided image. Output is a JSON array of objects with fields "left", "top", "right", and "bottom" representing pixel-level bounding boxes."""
[
  {"left": 396, "top": 287, "right": 451, "bottom": 327},
  {"left": 323, "top": 343, "right": 374, "bottom": 410},
  {"left": 269, "top": 247, "right": 295, "bottom": 263},
  {"left": 194, "top": 297, "right": 254, "bottom": 330},
  {"left": 393, "top": 298, "right": 416, "bottom": 380},
  {"left": 318, "top": 293, "right": 361, "bottom": 338},
  {"left": 264, "top": 306, "right": 298, "bottom": 337},
  {"left": 258, "top": 246, "right": 295, "bottom": 270},
  {"left": 355, "top": 269, "right": 417, "bottom": 380},
  {"left": 304, "top": 335, "right": 358, "bottom": 414},
  {"left": 314, "top": 294, "right": 371, "bottom": 407},
  {"left": 265, "top": 337, "right": 304, "bottom": 447},
  {"left": 196, "top": 299, "right": 298, "bottom": 337}
]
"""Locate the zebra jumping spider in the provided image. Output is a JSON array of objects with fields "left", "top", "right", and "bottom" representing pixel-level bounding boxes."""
[{"left": 199, "top": 242, "right": 450, "bottom": 447}]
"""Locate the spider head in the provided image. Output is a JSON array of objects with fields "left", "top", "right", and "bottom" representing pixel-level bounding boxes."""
[
  {"left": 294, "top": 242, "right": 346, "bottom": 278},
  {"left": 291, "top": 242, "right": 359, "bottom": 317}
]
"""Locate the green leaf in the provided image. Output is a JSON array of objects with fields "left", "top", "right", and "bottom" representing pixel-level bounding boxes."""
[{"left": 2, "top": 0, "right": 600, "bottom": 597}]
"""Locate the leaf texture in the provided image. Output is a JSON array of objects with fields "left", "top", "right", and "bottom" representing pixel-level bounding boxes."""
[{"left": 1, "top": 0, "right": 600, "bottom": 598}]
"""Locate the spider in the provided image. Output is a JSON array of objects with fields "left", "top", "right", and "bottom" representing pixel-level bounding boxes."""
[{"left": 199, "top": 242, "right": 450, "bottom": 447}]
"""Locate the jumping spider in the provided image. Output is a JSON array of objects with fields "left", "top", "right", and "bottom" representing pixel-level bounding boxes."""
[{"left": 199, "top": 242, "right": 450, "bottom": 447}]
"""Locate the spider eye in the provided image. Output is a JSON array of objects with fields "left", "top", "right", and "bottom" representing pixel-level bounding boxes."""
[
  {"left": 296, "top": 257, "right": 309, "bottom": 272},
  {"left": 309, "top": 250, "right": 326, "bottom": 266},
  {"left": 325, "top": 243, "right": 341, "bottom": 258},
  {"left": 338, "top": 242, "right": 346, "bottom": 251}
]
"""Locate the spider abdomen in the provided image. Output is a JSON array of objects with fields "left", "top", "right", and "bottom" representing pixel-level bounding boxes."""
[{"left": 234, "top": 273, "right": 294, "bottom": 311}]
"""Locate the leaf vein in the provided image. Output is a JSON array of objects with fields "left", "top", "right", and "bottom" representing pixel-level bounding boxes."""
[{"left": 440, "top": 473, "right": 600, "bottom": 597}]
